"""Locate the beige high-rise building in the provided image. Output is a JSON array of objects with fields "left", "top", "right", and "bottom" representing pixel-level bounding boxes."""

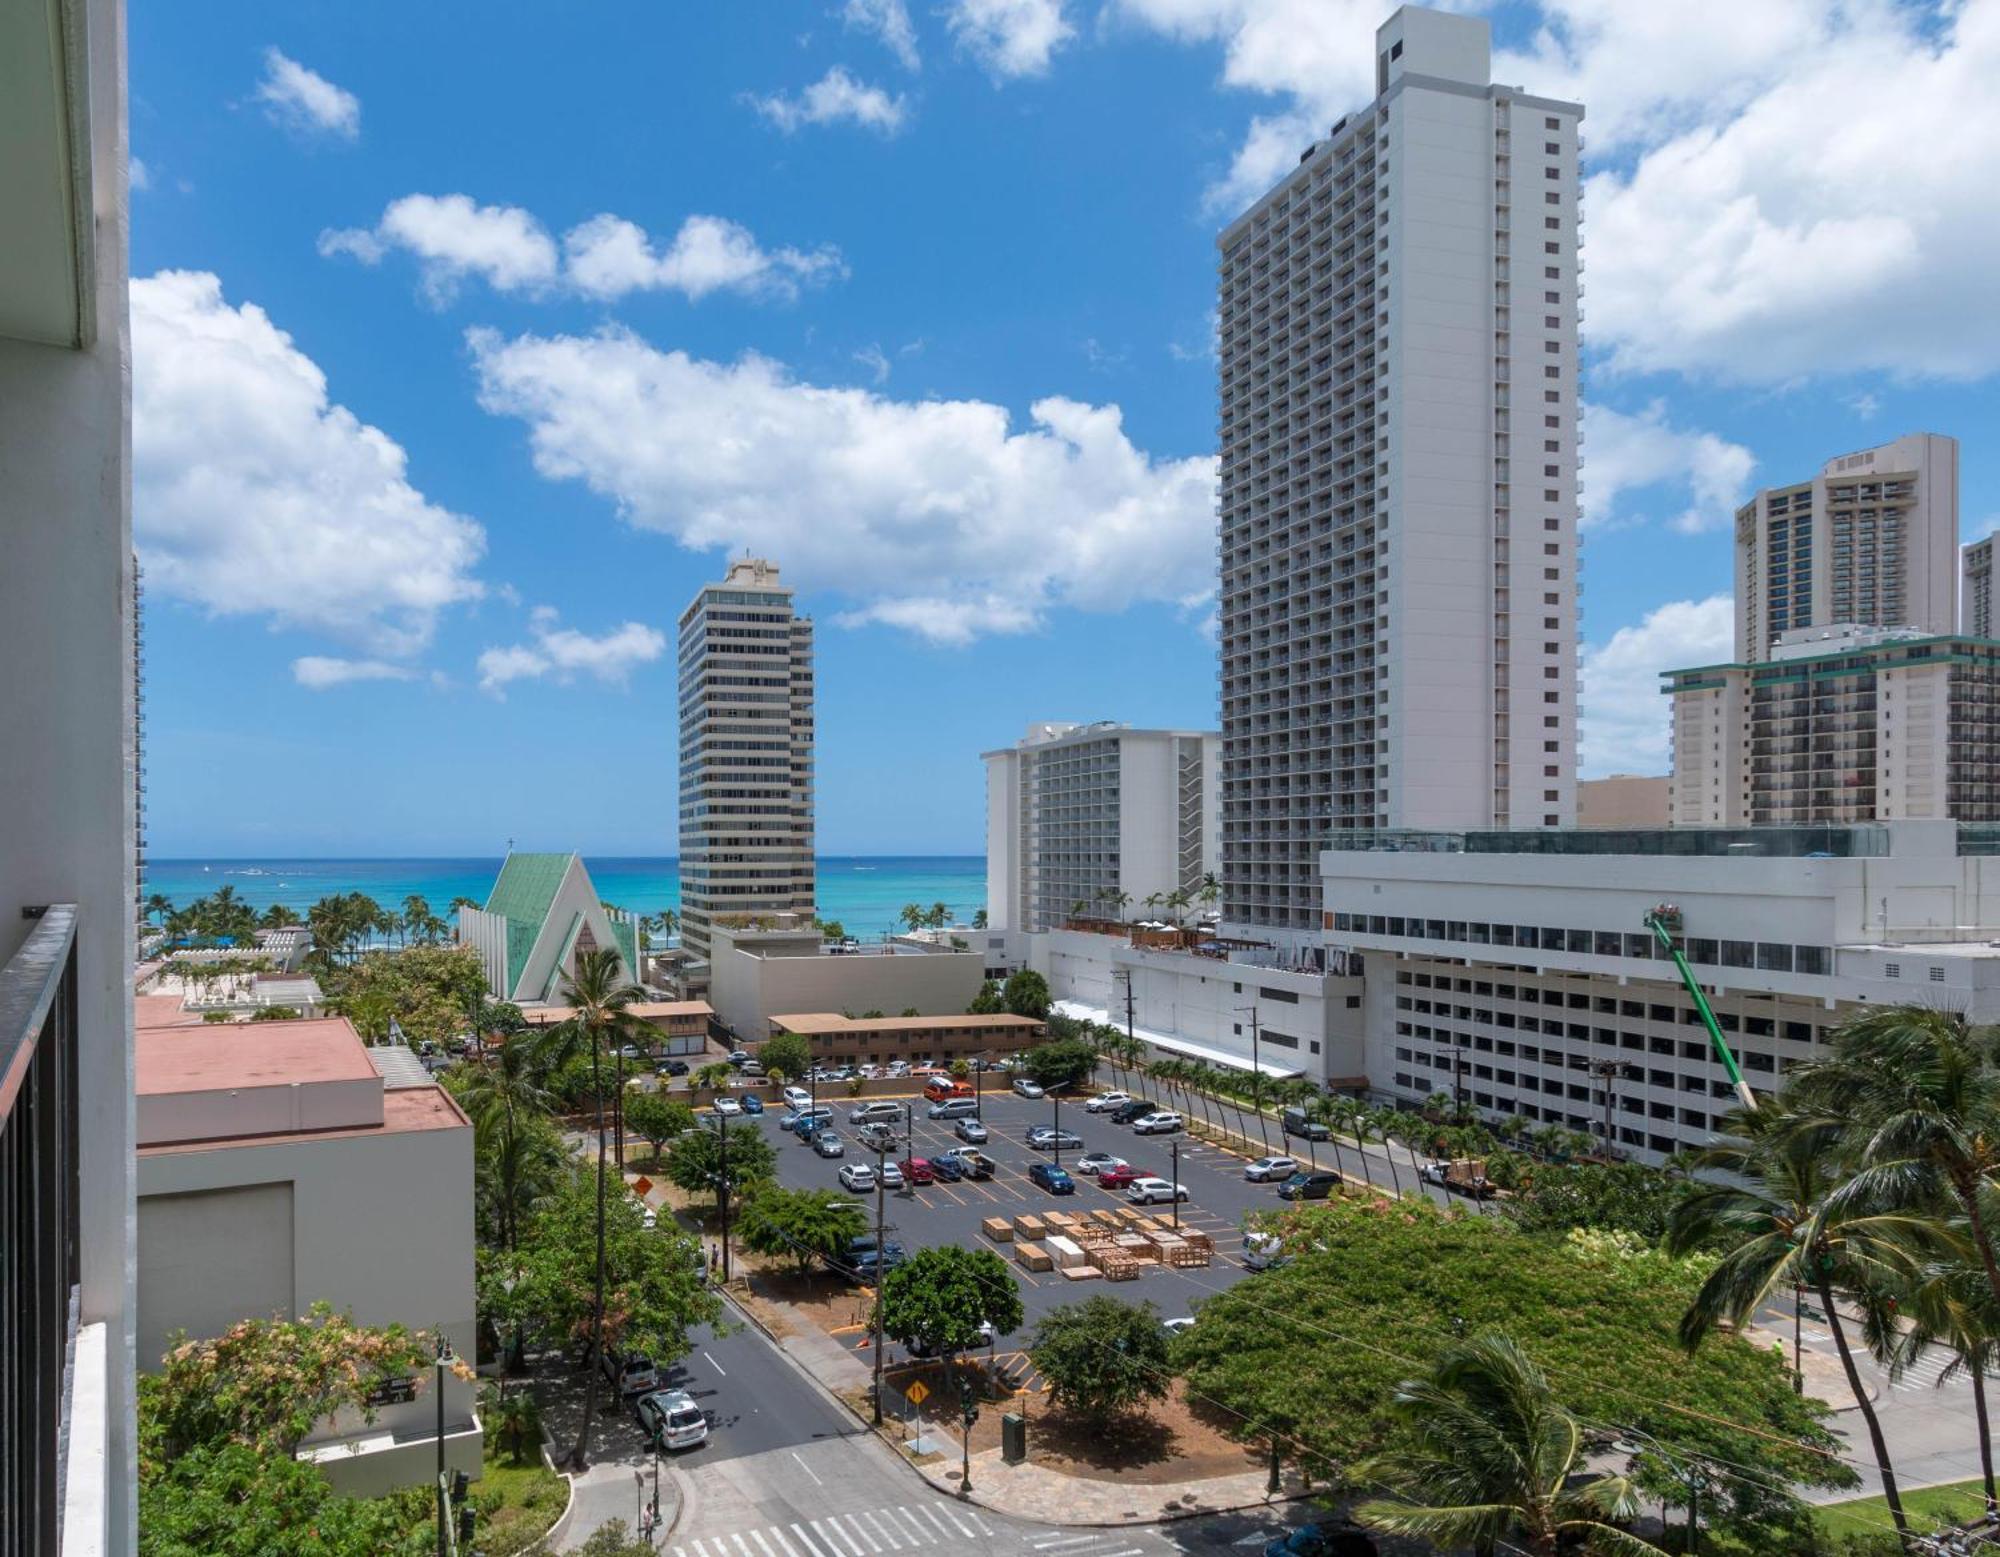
[
  {"left": 676, "top": 559, "right": 815, "bottom": 968},
  {"left": 1217, "top": 6, "right": 1583, "bottom": 944},
  {"left": 1965, "top": 535, "right": 1994, "bottom": 642},
  {"left": 1733, "top": 433, "right": 1960, "bottom": 663}
]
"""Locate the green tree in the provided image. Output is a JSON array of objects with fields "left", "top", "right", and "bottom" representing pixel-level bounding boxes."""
[
  {"left": 737, "top": 1185, "right": 870, "bottom": 1276},
  {"left": 624, "top": 1090, "right": 695, "bottom": 1159},
  {"left": 761, "top": 1031, "right": 814, "bottom": 1085},
  {"left": 483, "top": 1380, "right": 544, "bottom": 1466},
  {"left": 666, "top": 1119, "right": 778, "bottom": 1206},
  {"left": 1353, "top": 1333, "right": 1663, "bottom": 1557},
  {"left": 571, "top": 1522, "right": 659, "bottom": 1557},
  {"left": 1001, "top": 968, "right": 1052, "bottom": 1020},
  {"left": 899, "top": 902, "right": 925, "bottom": 933},
  {"left": 1501, "top": 1160, "right": 1694, "bottom": 1242},
  {"left": 1021, "top": 1037, "right": 1097, "bottom": 1092},
  {"left": 328, "top": 943, "right": 489, "bottom": 1044},
  {"left": 971, "top": 908, "right": 988, "bottom": 930},
  {"left": 257, "top": 903, "right": 300, "bottom": 929},
  {"left": 139, "top": 1444, "right": 429, "bottom": 1557},
  {"left": 454, "top": 1026, "right": 557, "bottom": 1254},
  {"left": 967, "top": 980, "right": 1003, "bottom": 1016},
  {"left": 248, "top": 1005, "right": 301, "bottom": 1022},
  {"left": 1029, "top": 1296, "right": 1172, "bottom": 1425},
  {"left": 877, "top": 1246, "right": 1023, "bottom": 1355}
]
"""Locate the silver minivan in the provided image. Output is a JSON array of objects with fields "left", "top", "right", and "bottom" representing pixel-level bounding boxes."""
[
  {"left": 927, "top": 1097, "right": 979, "bottom": 1120},
  {"left": 849, "top": 1100, "right": 905, "bottom": 1126}
]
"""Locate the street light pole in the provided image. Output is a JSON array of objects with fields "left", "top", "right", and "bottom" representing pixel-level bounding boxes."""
[
  {"left": 434, "top": 1334, "right": 450, "bottom": 1557},
  {"left": 1050, "top": 1091, "right": 1061, "bottom": 1171},
  {"left": 872, "top": 1130, "right": 889, "bottom": 1426},
  {"left": 1170, "top": 1138, "right": 1180, "bottom": 1230},
  {"left": 717, "top": 1107, "right": 731, "bottom": 1283},
  {"left": 1234, "top": 1004, "right": 1263, "bottom": 1147}
]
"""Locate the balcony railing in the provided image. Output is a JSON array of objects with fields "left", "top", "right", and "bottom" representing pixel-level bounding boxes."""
[{"left": 1, "top": 904, "right": 80, "bottom": 1557}]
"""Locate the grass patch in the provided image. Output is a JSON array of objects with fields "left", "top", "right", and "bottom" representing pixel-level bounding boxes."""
[
  {"left": 1817, "top": 1477, "right": 1992, "bottom": 1541},
  {"left": 469, "top": 1452, "right": 568, "bottom": 1557}
]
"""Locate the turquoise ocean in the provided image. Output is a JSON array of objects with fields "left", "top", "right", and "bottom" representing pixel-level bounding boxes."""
[{"left": 144, "top": 856, "right": 986, "bottom": 941}]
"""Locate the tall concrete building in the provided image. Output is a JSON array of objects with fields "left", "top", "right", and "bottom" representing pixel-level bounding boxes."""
[
  {"left": 1217, "top": 5, "right": 1582, "bottom": 945},
  {"left": 1733, "top": 433, "right": 1960, "bottom": 663},
  {"left": 676, "top": 559, "right": 815, "bottom": 969},
  {"left": 984, "top": 721, "right": 1220, "bottom": 937},
  {"left": 1965, "top": 534, "right": 1994, "bottom": 642}
]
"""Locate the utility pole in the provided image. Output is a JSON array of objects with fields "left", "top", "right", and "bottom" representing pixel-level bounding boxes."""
[
  {"left": 1170, "top": 1138, "right": 1180, "bottom": 1230},
  {"left": 1588, "top": 1059, "right": 1622, "bottom": 1157},
  {"left": 1234, "top": 1004, "right": 1266, "bottom": 1148},
  {"left": 872, "top": 1123, "right": 889, "bottom": 1426},
  {"left": 1050, "top": 1091, "right": 1062, "bottom": 1170},
  {"left": 717, "top": 1107, "right": 731, "bottom": 1283},
  {"left": 434, "top": 1334, "right": 450, "bottom": 1557}
]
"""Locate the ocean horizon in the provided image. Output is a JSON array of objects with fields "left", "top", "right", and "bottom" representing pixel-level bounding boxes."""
[{"left": 144, "top": 855, "right": 987, "bottom": 941}]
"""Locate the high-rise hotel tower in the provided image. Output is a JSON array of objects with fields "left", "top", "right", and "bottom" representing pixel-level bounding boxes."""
[
  {"left": 676, "top": 558, "right": 815, "bottom": 967},
  {"left": 1217, "top": 6, "right": 1583, "bottom": 942}
]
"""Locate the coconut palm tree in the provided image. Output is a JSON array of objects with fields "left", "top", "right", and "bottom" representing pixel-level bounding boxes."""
[
  {"left": 1787, "top": 1005, "right": 2000, "bottom": 1315},
  {"left": 1197, "top": 871, "right": 1220, "bottom": 912},
  {"left": 927, "top": 901, "right": 951, "bottom": 931},
  {"left": 1892, "top": 1255, "right": 2000, "bottom": 1514},
  {"left": 899, "top": 903, "right": 925, "bottom": 934},
  {"left": 1665, "top": 1108, "right": 1943, "bottom": 1540},
  {"left": 534, "top": 947, "right": 648, "bottom": 1470},
  {"left": 457, "top": 1039, "right": 555, "bottom": 1253},
  {"left": 1164, "top": 888, "right": 1191, "bottom": 926},
  {"left": 144, "top": 891, "right": 174, "bottom": 927},
  {"left": 402, "top": 894, "right": 433, "bottom": 947},
  {"left": 1365, "top": 1106, "right": 1409, "bottom": 1199},
  {"left": 1354, "top": 1332, "right": 1664, "bottom": 1557}
]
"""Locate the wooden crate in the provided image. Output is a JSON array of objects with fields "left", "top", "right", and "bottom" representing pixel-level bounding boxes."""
[
  {"left": 982, "top": 1216, "right": 1014, "bottom": 1243},
  {"left": 1113, "top": 1233, "right": 1159, "bottom": 1262},
  {"left": 1058, "top": 1263, "right": 1103, "bottom": 1281},
  {"left": 1179, "top": 1228, "right": 1214, "bottom": 1255},
  {"left": 1165, "top": 1242, "right": 1212, "bottom": 1269},
  {"left": 1090, "top": 1209, "right": 1122, "bottom": 1229},
  {"left": 1013, "top": 1214, "right": 1047, "bottom": 1240},
  {"left": 1042, "top": 1210, "right": 1077, "bottom": 1231},
  {"left": 1096, "top": 1252, "right": 1140, "bottom": 1282},
  {"left": 1014, "top": 1241, "right": 1053, "bottom": 1273}
]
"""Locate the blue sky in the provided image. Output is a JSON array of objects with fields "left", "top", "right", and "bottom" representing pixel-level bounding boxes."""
[{"left": 131, "top": 0, "right": 2000, "bottom": 856}]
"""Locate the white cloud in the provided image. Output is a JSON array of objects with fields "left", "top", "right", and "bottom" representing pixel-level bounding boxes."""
[
  {"left": 564, "top": 213, "right": 845, "bottom": 302},
  {"left": 1580, "top": 595, "right": 1733, "bottom": 777},
  {"left": 946, "top": 0, "right": 1075, "bottom": 79},
  {"left": 254, "top": 47, "right": 360, "bottom": 141},
  {"left": 132, "top": 271, "right": 485, "bottom": 656},
  {"left": 853, "top": 343, "right": 892, "bottom": 383},
  {"left": 292, "top": 656, "right": 419, "bottom": 690},
  {"left": 467, "top": 326, "right": 1218, "bottom": 646},
  {"left": 1581, "top": 401, "right": 1754, "bottom": 535},
  {"left": 321, "top": 196, "right": 841, "bottom": 306},
  {"left": 1845, "top": 391, "right": 1881, "bottom": 421},
  {"left": 748, "top": 66, "right": 909, "bottom": 133},
  {"left": 476, "top": 611, "right": 668, "bottom": 694},
  {"left": 130, "top": 156, "right": 151, "bottom": 192},
  {"left": 843, "top": 0, "right": 921, "bottom": 69}
]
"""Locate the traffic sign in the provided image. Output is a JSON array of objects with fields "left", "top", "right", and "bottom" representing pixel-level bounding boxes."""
[{"left": 905, "top": 1379, "right": 930, "bottom": 1406}]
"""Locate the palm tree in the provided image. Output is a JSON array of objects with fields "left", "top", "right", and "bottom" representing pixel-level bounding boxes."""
[
  {"left": 1893, "top": 1256, "right": 1999, "bottom": 1514},
  {"left": 534, "top": 948, "right": 648, "bottom": 1469},
  {"left": 402, "top": 894, "right": 432, "bottom": 947},
  {"left": 145, "top": 891, "right": 174, "bottom": 927},
  {"left": 971, "top": 909, "right": 988, "bottom": 930},
  {"left": 458, "top": 1040, "right": 556, "bottom": 1252},
  {"left": 1354, "top": 1332, "right": 1664, "bottom": 1557},
  {"left": 1665, "top": 1108, "right": 1941, "bottom": 1540},
  {"left": 1197, "top": 871, "right": 1220, "bottom": 912},
  {"left": 693, "top": 1061, "right": 733, "bottom": 1094},
  {"left": 927, "top": 901, "right": 950, "bottom": 931},
  {"left": 1366, "top": 1106, "right": 1408, "bottom": 1199},
  {"left": 258, "top": 903, "right": 300, "bottom": 929},
  {"left": 1142, "top": 892, "right": 1164, "bottom": 920},
  {"left": 1787, "top": 1006, "right": 2000, "bottom": 1315},
  {"left": 899, "top": 903, "right": 925, "bottom": 934}
]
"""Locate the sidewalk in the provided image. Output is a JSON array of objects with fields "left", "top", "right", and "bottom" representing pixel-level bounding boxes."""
[{"left": 913, "top": 1448, "right": 1309, "bottom": 1528}]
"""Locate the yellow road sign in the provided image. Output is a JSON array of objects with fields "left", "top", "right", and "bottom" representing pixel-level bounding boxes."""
[{"left": 905, "top": 1380, "right": 930, "bottom": 1406}]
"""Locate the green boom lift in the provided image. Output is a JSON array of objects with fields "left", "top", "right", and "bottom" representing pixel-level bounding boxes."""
[{"left": 1642, "top": 904, "right": 1758, "bottom": 1113}]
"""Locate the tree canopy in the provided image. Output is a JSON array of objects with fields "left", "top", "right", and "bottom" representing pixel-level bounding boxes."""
[
  {"left": 664, "top": 1118, "right": 778, "bottom": 1204},
  {"left": 624, "top": 1090, "right": 695, "bottom": 1156},
  {"left": 1029, "top": 1296, "right": 1172, "bottom": 1424},
  {"left": 737, "top": 1185, "right": 871, "bottom": 1277},
  {"left": 759, "top": 1031, "right": 813, "bottom": 1083},
  {"left": 1002, "top": 968, "right": 1052, "bottom": 1020},
  {"left": 326, "top": 943, "right": 488, "bottom": 1044},
  {"left": 876, "top": 1246, "right": 1023, "bottom": 1354},
  {"left": 1021, "top": 1037, "right": 1098, "bottom": 1092}
]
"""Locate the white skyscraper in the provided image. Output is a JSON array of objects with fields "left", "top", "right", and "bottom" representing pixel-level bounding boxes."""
[
  {"left": 1965, "top": 534, "right": 1994, "bottom": 642},
  {"left": 676, "top": 559, "right": 815, "bottom": 968},
  {"left": 1217, "top": 6, "right": 1582, "bottom": 942}
]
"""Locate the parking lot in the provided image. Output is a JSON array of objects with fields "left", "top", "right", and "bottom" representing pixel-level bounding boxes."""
[{"left": 733, "top": 1086, "right": 1345, "bottom": 1372}]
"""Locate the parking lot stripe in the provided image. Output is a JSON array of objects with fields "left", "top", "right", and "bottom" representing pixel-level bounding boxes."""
[{"left": 789, "top": 1525, "right": 826, "bottom": 1557}]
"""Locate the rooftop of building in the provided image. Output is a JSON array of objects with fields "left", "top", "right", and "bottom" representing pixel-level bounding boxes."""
[
  {"left": 136, "top": 1017, "right": 380, "bottom": 1095},
  {"left": 1323, "top": 820, "right": 2000, "bottom": 862},
  {"left": 138, "top": 1084, "right": 467, "bottom": 1157},
  {"left": 769, "top": 1011, "right": 1046, "bottom": 1035},
  {"left": 520, "top": 999, "right": 712, "bottom": 1024},
  {"left": 1664, "top": 629, "right": 2000, "bottom": 679},
  {"left": 982, "top": 719, "right": 1218, "bottom": 756}
]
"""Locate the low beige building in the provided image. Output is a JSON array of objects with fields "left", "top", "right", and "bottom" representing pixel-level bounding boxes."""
[
  {"left": 706, "top": 914, "right": 984, "bottom": 1043},
  {"left": 522, "top": 998, "right": 713, "bottom": 1054},
  {"left": 1576, "top": 774, "right": 1670, "bottom": 829},
  {"left": 766, "top": 1011, "right": 1046, "bottom": 1067},
  {"left": 134, "top": 1015, "right": 479, "bottom": 1496}
]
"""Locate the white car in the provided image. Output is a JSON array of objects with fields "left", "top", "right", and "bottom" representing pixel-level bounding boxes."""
[
  {"left": 1161, "top": 1316, "right": 1197, "bottom": 1337},
  {"left": 878, "top": 1160, "right": 906, "bottom": 1190},
  {"left": 1085, "top": 1091, "right": 1131, "bottom": 1114},
  {"left": 1125, "top": 1177, "right": 1189, "bottom": 1205},
  {"left": 782, "top": 1086, "right": 812, "bottom": 1110},
  {"left": 838, "top": 1162, "right": 877, "bottom": 1193},
  {"left": 1131, "top": 1110, "right": 1183, "bottom": 1135},
  {"left": 712, "top": 1096, "right": 743, "bottom": 1117},
  {"left": 636, "top": 1388, "right": 709, "bottom": 1450},
  {"left": 1011, "top": 1077, "right": 1046, "bottom": 1099},
  {"left": 1244, "top": 1155, "right": 1299, "bottom": 1183},
  {"left": 1074, "top": 1152, "right": 1128, "bottom": 1176}
]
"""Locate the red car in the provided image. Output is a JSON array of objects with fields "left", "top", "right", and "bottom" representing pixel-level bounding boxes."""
[
  {"left": 1097, "top": 1164, "right": 1142, "bottom": 1189},
  {"left": 900, "top": 1156, "right": 936, "bottom": 1185}
]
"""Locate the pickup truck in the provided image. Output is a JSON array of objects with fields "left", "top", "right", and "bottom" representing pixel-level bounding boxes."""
[{"left": 947, "top": 1148, "right": 996, "bottom": 1180}]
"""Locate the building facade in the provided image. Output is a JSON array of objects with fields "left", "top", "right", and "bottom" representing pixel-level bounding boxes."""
[
  {"left": 676, "top": 559, "right": 815, "bottom": 972},
  {"left": 1323, "top": 821, "right": 2000, "bottom": 1162},
  {"left": 1216, "top": 5, "right": 1583, "bottom": 946},
  {"left": 984, "top": 721, "right": 1220, "bottom": 938},
  {"left": 1576, "top": 774, "right": 1670, "bottom": 828},
  {"left": 1732, "top": 433, "right": 1960, "bottom": 663},
  {"left": 1966, "top": 535, "right": 1994, "bottom": 643},
  {"left": 705, "top": 915, "right": 984, "bottom": 1044},
  {"left": 762, "top": 1011, "right": 1046, "bottom": 1068},
  {"left": 1666, "top": 628, "right": 2000, "bottom": 825},
  {"left": 457, "top": 851, "right": 640, "bottom": 1006}
]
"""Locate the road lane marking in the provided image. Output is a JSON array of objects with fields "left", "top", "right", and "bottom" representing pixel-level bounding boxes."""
[
  {"left": 766, "top": 1532, "right": 799, "bottom": 1557},
  {"left": 914, "top": 1506, "right": 957, "bottom": 1540},
  {"left": 790, "top": 1525, "right": 827, "bottom": 1557},
  {"left": 705, "top": 1352, "right": 728, "bottom": 1375},
  {"left": 811, "top": 1518, "right": 863, "bottom": 1557},
  {"left": 732, "top": 1534, "right": 756, "bottom": 1557},
  {"left": 890, "top": 1507, "right": 934, "bottom": 1542},
  {"left": 831, "top": 1513, "right": 880, "bottom": 1554},
  {"left": 791, "top": 1451, "right": 824, "bottom": 1485},
  {"left": 929, "top": 1502, "right": 976, "bottom": 1537},
  {"left": 1031, "top": 1538, "right": 1100, "bottom": 1551}
]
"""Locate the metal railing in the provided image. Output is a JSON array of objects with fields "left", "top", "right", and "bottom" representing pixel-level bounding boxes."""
[{"left": 1, "top": 905, "right": 81, "bottom": 1557}]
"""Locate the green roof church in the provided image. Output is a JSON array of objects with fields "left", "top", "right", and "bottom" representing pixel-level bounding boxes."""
[{"left": 456, "top": 852, "right": 640, "bottom": 1005}]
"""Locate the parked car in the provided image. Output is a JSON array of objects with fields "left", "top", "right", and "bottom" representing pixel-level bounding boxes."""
[
  {"left": 636, "top": 1388, "right": 709, "bottom": 1451},
  {"left": 814, "top": 1131, "right": 846, "bottom": 1159},
  {"left": 1125, "top": 1176, "right": 1189, "bottom": 1206},
  {"left": 726, "top": 1050, "right": 751, "bottom": 1066},
  {"left": 1084, "top": 1091, "right": 1131, "bottom": 1114},
  {"left": 1027, "top": 1161, "right": 1076, "bottom": 1195},
  {"left": 1026, "top": 1127, "right": 1084, "bottom": 1151},
  {"left": 737, "top": 1059, "right": 765, "bottom": 1078},
  {"left": 953, "top": 1117, "right": 989, "bottom": 1144},
  {"left": 1281, "top": 1106, "right": 1331, "bottom": 1142},
  {"left": 927, "top": 1096, "right": 980, "bottom": 1120},
  {"left": 1131, "top": 1110, "right": 1184, "bottom": 1135},
  {"left": 1278, "top": 1170, "right": 1341, "bottom": 1201},
  {"left": 837, "top": 1162, "right": 876, "bottom": 1192},
  {"left": 1263, "top": 1521, "right": 1377, "bottom": 1557},
  {"left": 1011, "top": 1077, "right": 1046, "bottom": 1099},
  {"left": 856, "top": 1121, "right": 897, "bottom": 1153},
  {"left": 1418, "top": 1160, "right": 1449, "bottom": 1187},
  {"left": 1161, "top": 1317, "right": 1197, "bottom": 1338},
  {"left": 657, "top": 1059, "right": 690, "bottom": 1078},
  {"left": 834, "top": 1236, "right": 906, "bottom": 1281},
  {"left": 602, "top": 1350, "right": 659, "bottom": 1397},
  {"left": 616, "top": 1043, "right": 644, "bottom": 1060},
  {"left": 951, "top": 1148, "right": 995, "bottom": 1180},
  {"left": 739, "top": 1094, "right": 764, "bottom": 1115},
  {"left": 923, "top": 1076, "right": 974, "bottom": 1103},
  {"left": 1075, "top": 1151, "right": 1127, "bottom": 1176},
  {"left": 850, "top": 1101, "right": 904, "bottom": 1127},
  {"left": 782, "top": 1086, "right": 812, "bottom": 1110},
  {"left": 1097, "top": 1164, "right": 1142, "bottom": 1189},
  {"left": 878, "top": 1159, "right": 906, "bottom": 1190},
  {"left": 1244, "top": 1155, "right": 1299, "bottom": 1183},
  {"left": 1110, "top": 1098, "right": 1158, "bottom": 1125},
  {"left": 900, "top": 1156, "right": 936, "bottom": 1185},
  {"left": 927, "top": 1152, "right": 965, "bottom": 1182},
  {"left": 1243, "top": 1231, "right": 1291, "bottom": 1272},
  {"left": 712, "top": 1096, "right": 743, "bottom": 1117},
  {"left": 906, "top": 1320, "right": 996, "bottom": 1358},
  {"left": 783, "top": 1104, "right": 833, "bottom": 1133}
]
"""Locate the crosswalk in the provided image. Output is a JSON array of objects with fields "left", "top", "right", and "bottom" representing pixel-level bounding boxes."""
[
  {"left": 672, "top": 1501, "right": 994, "bottom": 1557},
  {"left": 1025, "top": 1533, "right": 1150, "bottom": 1557}
]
